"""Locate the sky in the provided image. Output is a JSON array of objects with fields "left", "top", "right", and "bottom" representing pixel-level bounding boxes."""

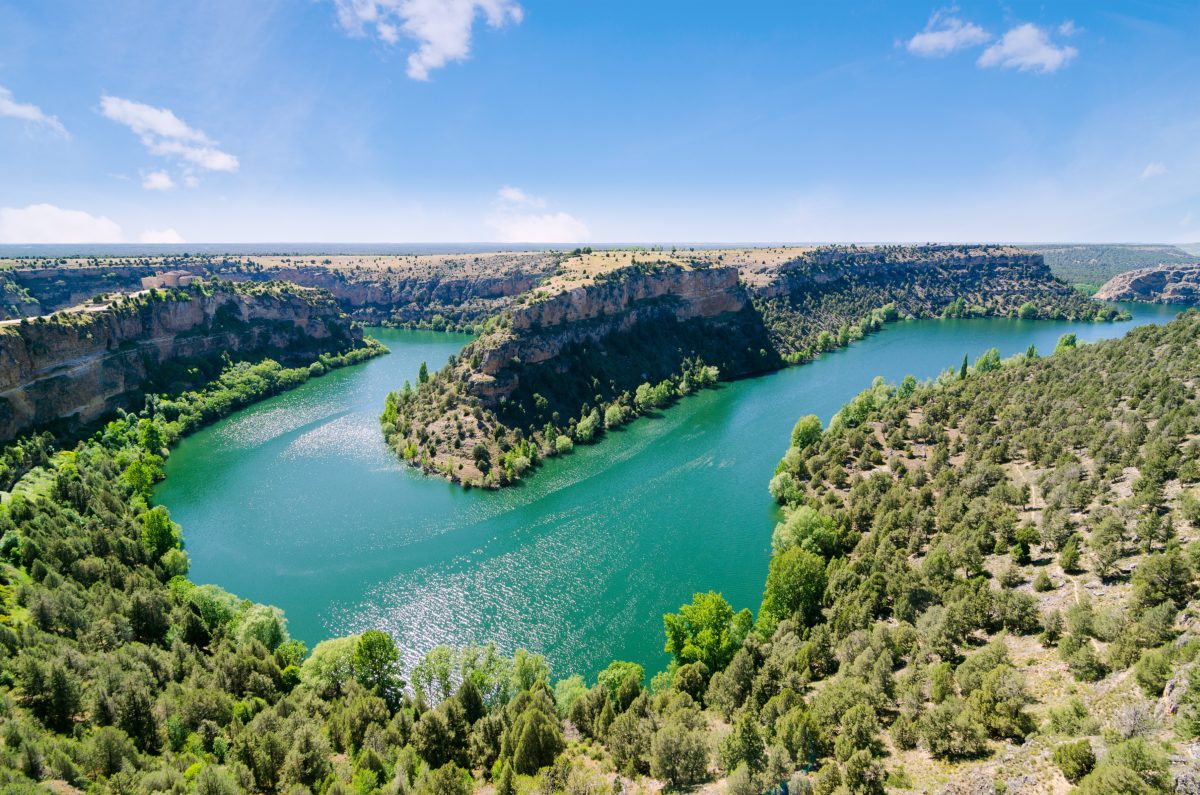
[{"left": 0, "top": 1, "right": 1197, "bottom": 245}]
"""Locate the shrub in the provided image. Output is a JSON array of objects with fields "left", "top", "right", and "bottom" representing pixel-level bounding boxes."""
[{"left": 1052, "top": 740, "right": 1095, "bottom": 783}]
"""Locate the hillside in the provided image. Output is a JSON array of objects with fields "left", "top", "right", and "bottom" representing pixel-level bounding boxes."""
[
  {"left": 758, "top": 310, "right": 1200, "bottom": 793},
  {"left": 0, "top": 306, "right": 1197, "bottom": 794},
  {"left": 383, "top": 245, "right": 1123, "bottom": 488},
  {"left": 1030, "top": 245, "right": 1199, "bottom": 294},
  {"left": 1096, "top": 264, "right": 1200, "bottom": 304}
]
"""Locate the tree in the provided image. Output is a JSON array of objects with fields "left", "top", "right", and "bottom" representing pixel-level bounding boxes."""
[
  {"left": 504, "top": 699, "right": 564, "bottom": 774},
  {"left": 664, "top": 592, "right": 751, "bottom": 672},
  {"left": 790, "top": 415, "right": 823, "bottom": 450},
  {"left": 301, "top": 635, "right": 358, "bottom": 698},
  {"left": 1131, "top": 549, "right": 1193, "bottom": 609},
  {"left": 418, "top": 361, "right": 430, "bottom": 384},
  {"left": 843, "top": 749, "right": 886, "bottom": 795},
  {"left": 1059, "top": 535, "right": 1082, "bottom": 573},
  {"left": 719, "top": 713, "right": 765, "bottom": 773},
  {"left": 1055, "top": 333, "right": 1077, "bottom": 353},
  {"left": 650, "top": 721, "right": 709, "bottom": 787},
  {"left": 414, "top": 763, "right": 470, "bottom": 795},
  {"left": 140, "top": 506, "right": 179, "bottom": 559},
  {"left": 1090, "top": 514, "right": 1125, "bottom": 578},
  {"left": 833, "top": 704, "right": 881, "bottom": 762},
  {"left": 759, "top": 547, "right": 826, "bottom": 629},
  {"left": 354, "top": 630, "right": 404, "bottom": 706},
  {"left": 974, "top": 347, "right": 1001, "bottom": 373},
  {"left": 772, "top": 506, "right": 839, "bottom": 557},
  {"left": 959, "top": 354, "right": 969, "bottom": 379},
  {"left": 281, "top": 724, "right": 332, "bottom": 789}
]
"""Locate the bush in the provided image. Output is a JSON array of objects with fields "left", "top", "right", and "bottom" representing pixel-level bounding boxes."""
[
  {"left": 1074, "top": 765, "right": 1153, "bottom": 795},
  {"left": 1052, "top": 739, "right": 1095, "bottom": 783},
  {"left": 650, "top": 722, "right": 708, "bottom": 787}
]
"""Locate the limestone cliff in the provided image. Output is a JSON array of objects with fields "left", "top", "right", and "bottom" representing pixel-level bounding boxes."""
[
  {"left": 1, "top": 252, "right": 557, "bottom": 327},
  {"left": 382, "top": 245, "right": 1121, "bottom": 489},
  {"left": 381, "top": 261, "right": 781, "bottom": 487},
  {"left": 468, "top": 264, "right": 764, "bottom": 406},
  {"left": 0, "top": 282, "right": 361, "bottom": 441},
  {"left": 1094, "top": 263, "right": 1200, "bottom": 304}
]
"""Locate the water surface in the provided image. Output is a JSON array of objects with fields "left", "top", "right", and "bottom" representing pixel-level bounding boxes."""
[{"left": 157, "top": 305, "right": 1183, "bottom": 677}]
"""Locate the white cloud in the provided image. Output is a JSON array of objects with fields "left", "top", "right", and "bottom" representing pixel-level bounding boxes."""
[
  {"left": 486, "top": 186, "right": 587, "bottom": 242},
  {"left": 100, "top": 95, "right": 239, "bottom": 178},
  {"left": 907, "top": 10, "right": 990, "bottom": 57},
  {"left": 0, "top": 84, "right": 68, "bottom": 138},
  {"left": 486, "top": 211, "right": 589, "bottom": 243},
  {"left": 0, "top": 204, "right": 122, "bottom": 243},
  {"left": 978, "top": 23, "right": 1077, "bottom": 73},
  {"left": 334, "top": 0, "right": 523, "bottom": 80},
  {"left": 139, "top": 228, "right": 185, "bottom": 244},
  {"left": 497, "top": 185, "right": 544, "bottom": 207},
  {"left": 1141, "top": 162, "right": 1168, "bottom": 179},
  {"left": 142, "top": 170, "right": 176, "bottom": 191},
  {"left": 1058, "top": 20, "right": 1078, "bottom": 37}
]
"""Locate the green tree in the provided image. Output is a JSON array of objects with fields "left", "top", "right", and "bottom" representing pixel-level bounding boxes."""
[
  {"left": 663, "top": 592, "right": 752, "bottom": 672},
  {"left": 354, "top": 630, "right": 404, "bottom": 706},
  {"left": 759, "top": 546, "right": 826, "bottom": 629},
  {"left": 719, "top": 712, "right": 765, "bottom": 773},
  {"left": 1131, "top": 548, "right": 1193, "bottom": 609},
  {"left": 418, "top": 361, "right": 430, "bottom": 384},
  {"left": 140, "top": 506, "right": 179, "bottom": 559},
  {"left": 790, "top": 415, "right": 823, "bottom": 449},
  {"left": 504, "top": 699, "right": 564, "bottom": 774},
  {"left": 650, "top": 721, "right": 708, "bottom": 786}
]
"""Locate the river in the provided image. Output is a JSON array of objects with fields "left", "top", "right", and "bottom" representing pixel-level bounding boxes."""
[{"left": 156, "top": 304, "right": 1183, "bottom": 679}]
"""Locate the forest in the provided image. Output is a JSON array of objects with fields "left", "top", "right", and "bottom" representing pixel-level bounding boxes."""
[{"left": 2, "top": 306, "right": 1199, "bottom": 793}]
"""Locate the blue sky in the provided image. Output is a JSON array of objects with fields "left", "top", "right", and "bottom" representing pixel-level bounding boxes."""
[{"left": 0, "top": 1, "right": 1197, "bottom": 244}]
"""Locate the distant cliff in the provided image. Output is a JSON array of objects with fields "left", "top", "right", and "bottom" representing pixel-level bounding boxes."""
[
  {"left": 382, "top": 261, "right": 778, "bottom": 487},
  {"left": 0, "top": 282, "right": 362, "bottom": 441},
  {"left": 468, "top": 264, "right": 774, "bottom": 407},
  {"left": 382, "top": 245, "right": 1123, "bottom": 488},
  {"left": 0, "top": 253, "right": 557, "bottom": 327},
  {"left": 747, "top": 245, "right": 1120, "bottom": 357},
  {"left": 1094, "top": 263, "right": 1200, "bottom": 304}
]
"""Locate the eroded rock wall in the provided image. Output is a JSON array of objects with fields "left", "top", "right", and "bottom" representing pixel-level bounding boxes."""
[{"left": 0, "top": 283, "right": 359, "bottom": 440}]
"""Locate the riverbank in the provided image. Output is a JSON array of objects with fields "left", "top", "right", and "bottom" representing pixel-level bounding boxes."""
[{"left": 161, "top": 304, "right": 1183, "bottom": 678}]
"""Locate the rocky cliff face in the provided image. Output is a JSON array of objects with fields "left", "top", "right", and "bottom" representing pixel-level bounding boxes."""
[
  {"left": 0, "top": 283, "right": 360, "bottom": 441},
  {"left": 3, "top": 255, "right": 557, "bottom": 326},
  {"left": 229, "top": 265, "right": 547, "bottom": 326},
  {"left": 469, "top": 265, "right": 754, "bottom": 403},
  {"left": 1094, "top": 264, "right": 1200, "bottom": 304},
  {"left": 383, "top": 246, "right": 1121, "bottom": 488}
]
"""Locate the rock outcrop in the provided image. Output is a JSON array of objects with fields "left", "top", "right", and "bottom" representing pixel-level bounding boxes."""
[
  {"left": 0, "top": 282, "right": 362, "bottom": 441},
  {"left": 382, "top": 245, "right": 1124, "bottom": 488},
  {"left": 0, "top": 253, "right": 558, "bottom": 326},
  {"left": 469, "top": 264, "right": 763, "bottom": 406},
  {"left": 1095, "top": 263, "right": 1200, "bottom": 304}
]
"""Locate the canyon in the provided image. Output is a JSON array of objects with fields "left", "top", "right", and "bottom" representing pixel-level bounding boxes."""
[
  {"left": 381, "top": 245, "right": 1122, "bottom": 487},
  {"left": 0, "top": 282, "right": 363, "bottom": 441}
]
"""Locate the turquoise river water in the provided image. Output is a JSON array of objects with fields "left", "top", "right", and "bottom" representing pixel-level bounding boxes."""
[{"left": 156, "top": 304, "right": 1183, "bottom": 679}]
